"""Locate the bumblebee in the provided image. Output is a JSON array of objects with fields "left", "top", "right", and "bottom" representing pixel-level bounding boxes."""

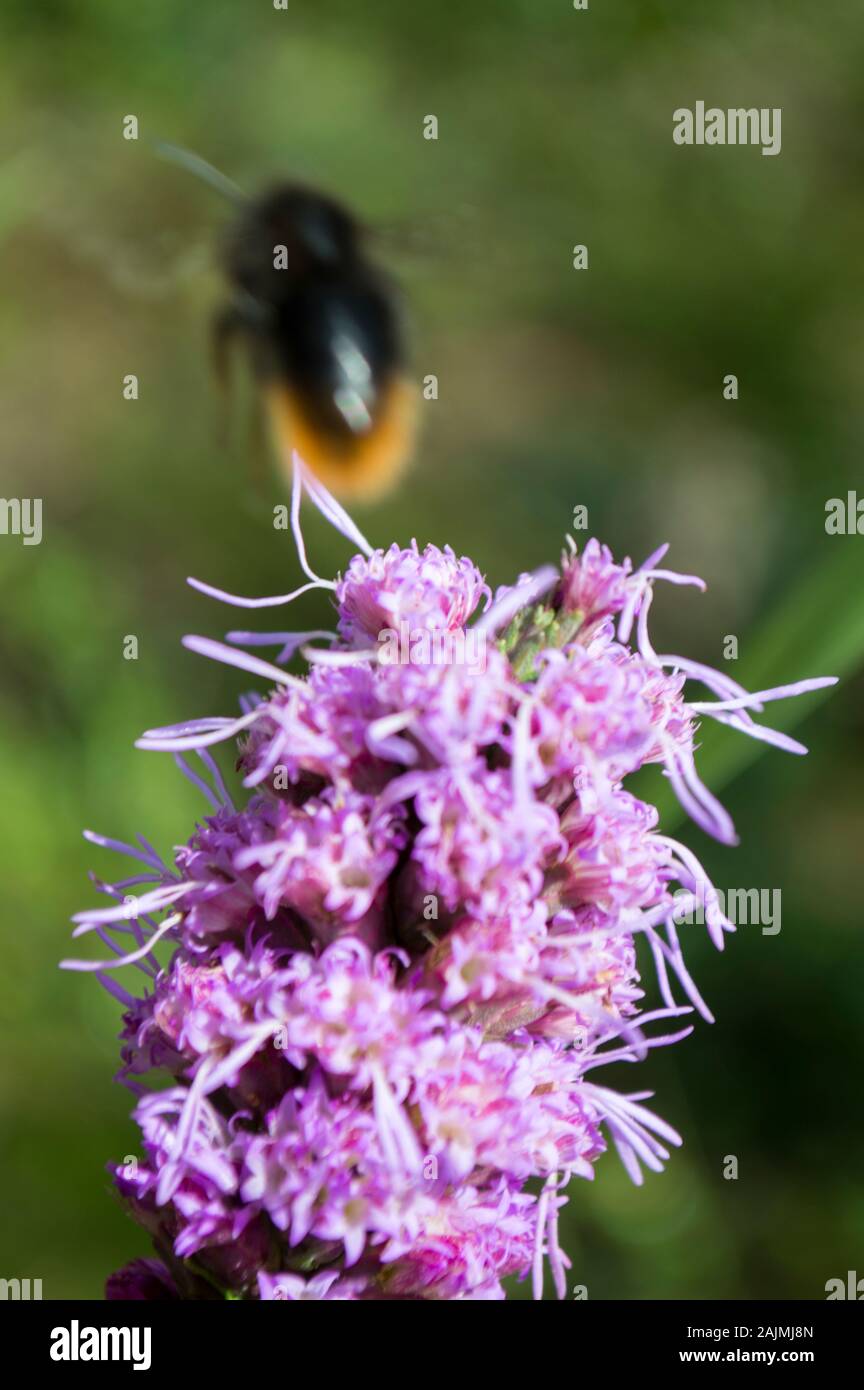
[{"left": 159, "top": 144, "right": 418, "bottom": 499}]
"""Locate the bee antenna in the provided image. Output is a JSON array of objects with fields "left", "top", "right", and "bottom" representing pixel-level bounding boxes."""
[{"left": 151, "top": 140, "right": 246, "bottom": 205}]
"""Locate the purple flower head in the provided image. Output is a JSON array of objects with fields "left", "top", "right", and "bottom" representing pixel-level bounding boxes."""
[
  {"left": 556, "top": 536, "right": 633, "bottom": 639},
  {"left": 239, "top": 664, "right": 384, "bottom": 793},
  {"left": 234, "top": 788, "right": 408, "bottom": 940},
  {"left": 69, "top": 464, "right": 836, "bottom": 1300},
  {"left": 335, "top": 541, "right": 490, "bottom": 646},
  {"left": 411, "top": 764, "right": 563, "bottom": 918}
]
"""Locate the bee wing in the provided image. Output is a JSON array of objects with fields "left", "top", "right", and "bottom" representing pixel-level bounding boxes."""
[
  {"left": 368, "top": 200, "right": 551, "bottom": 298},
  {"left": 369, "top": 201, "right": 485, "bottom": 273}
]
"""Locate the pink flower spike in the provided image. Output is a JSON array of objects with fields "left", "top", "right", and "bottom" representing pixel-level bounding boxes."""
[{"left": 70, "top": 506, "right": 834, "bottom": 1299}]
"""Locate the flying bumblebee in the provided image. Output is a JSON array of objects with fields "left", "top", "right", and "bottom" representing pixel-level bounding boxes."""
[{"left": 159, "top": 143, "right": 418, "bottom": 500}]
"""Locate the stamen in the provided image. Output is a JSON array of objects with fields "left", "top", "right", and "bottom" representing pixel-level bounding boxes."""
[
  {"left": 62, "top": 913, "right": 180, "bottom": 972},
  {"left": 136, "top": 711, "right": 260, "bottom": 752},
  {"left": 182, "top": 635, "right": 308, "bottom": 688},
  {"left": 295, "top": 453, "right": 374, "bottom": 558},
  {"left": 188, "top": 575, "right": 334, "bottom": 607},
  {"left": 173, "top": 753, "right": 223, "bottom": 812}
]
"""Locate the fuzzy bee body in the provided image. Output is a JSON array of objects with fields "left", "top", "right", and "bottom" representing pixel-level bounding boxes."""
[{"left": 217, "top": 184, "right": 417, "bottom": 498}]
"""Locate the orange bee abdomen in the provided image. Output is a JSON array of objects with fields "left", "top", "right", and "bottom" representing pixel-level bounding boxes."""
[{"left": 266, "top": 376, "right": 418, "bottom": 501}]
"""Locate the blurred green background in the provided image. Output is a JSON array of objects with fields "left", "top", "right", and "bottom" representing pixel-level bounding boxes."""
[{"left": 1, "top": 0, "right": 862, "bottom": 1300}]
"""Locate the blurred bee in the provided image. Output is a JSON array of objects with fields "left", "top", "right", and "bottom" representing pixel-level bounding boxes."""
[{"left": 158, "top": 143, "right": 418, "bottom": 500}]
